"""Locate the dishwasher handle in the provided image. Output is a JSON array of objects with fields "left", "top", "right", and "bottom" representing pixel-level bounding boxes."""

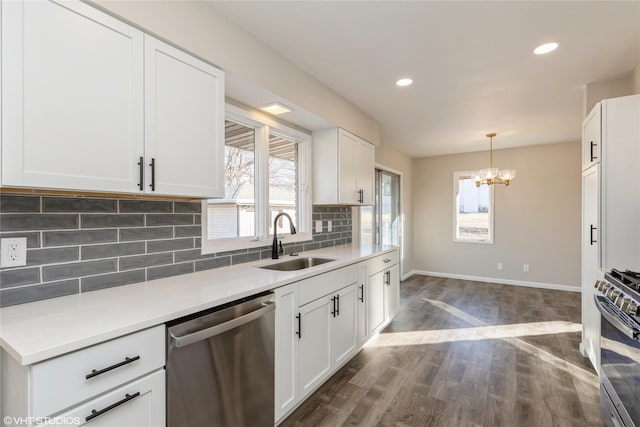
[{"left": 170, "top": 300, "right": 275, "bottom": 348}]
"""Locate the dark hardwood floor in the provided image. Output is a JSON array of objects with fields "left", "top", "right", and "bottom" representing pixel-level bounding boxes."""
[{"left": 281, "top": 275, "right": 604, "bottom": 427}]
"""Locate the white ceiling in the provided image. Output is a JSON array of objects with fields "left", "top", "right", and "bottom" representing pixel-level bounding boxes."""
[{"left": 212, "top": 1, "right": 640, "bottom": 157}]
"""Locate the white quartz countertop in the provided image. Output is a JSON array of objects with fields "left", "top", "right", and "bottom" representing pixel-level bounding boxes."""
[{"left": 0, "top": 244, "right": 396, "bottom": 365}]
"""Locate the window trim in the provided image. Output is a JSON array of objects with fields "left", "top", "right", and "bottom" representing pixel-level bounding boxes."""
[
  {"left": 453, "top": 170, "right": 494, "bottom": 244},
  {"left": 201, "top": 103, "right": 312, "bottom": 254}
]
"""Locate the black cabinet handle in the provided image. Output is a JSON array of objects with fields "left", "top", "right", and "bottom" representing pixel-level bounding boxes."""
[
  {"left": 85, "top": 355, "right": 140, "bottom": 380},
  {"left": 336, "top": 294, "right": 340, "bottom": 316},
  {"left": 358, "top": 189, "right": 364, "bottom": 203},
  {"left": 590, "top": 141, "right": 597, "bottom": 162},
  {"left": 296, "top": 313, "right": 301, "bottom": 339},
  {"left": 137, "top": 157, "right": 144, "bottom": 191},
  {"left": 85, "top": 392, "right": 141, "bottom": 422},
  {"left": 331, "top": 296, "right": 336, "bottom": 317},
  {"left": 384, "top": 270, "right": 391, "bottom": 286},
  {"left": 359, "top": 284, "right": 364, "bottom": 303},
  {"left": 590, "top": 225, "right": 597, "bottom": 245},
  {"left": 149, "top": 158, "right": 156, "bottom": 191}
]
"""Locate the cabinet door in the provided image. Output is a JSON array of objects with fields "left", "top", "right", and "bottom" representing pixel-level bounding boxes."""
[
  {"left": 331, "top": 284, "right": 358, "bottom": 367},
  {"left": 274, "top": 283, "right": 299, "bottom": 422},
  {"left": 357, "top": 264, "right": 368, "bottom": 347},
  {"left": 582, "top": 103, "right": 601, "bottom": 171},
  {"left": 338, "top": 129, "right": 359, "bottom": 204},
  {"left": 1, "top": 0, "right": 144, "bottom": 192},
  {"left": 42, "top": 370, "right": 165, "bottom": 427},
  {"left": 367, "top": 270, "right": 386, "bottom": 336},
  {"left": 357, "top": 140, "right": 375, "bottom": 205},
  {"left": 581, "top": 165, "right": 600, "bottom": 370},
  {"left": 144, "top": 35, "right": 224, "bottom": 198},
  {"left": 385, "top": 264, "right": 400, "bottom": 321},
  {"left": 298, "top": 296, "right": 332, "bottom": 398}
]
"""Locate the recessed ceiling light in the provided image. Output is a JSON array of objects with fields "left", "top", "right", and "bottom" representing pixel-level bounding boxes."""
[
  {"left": 259, "top": 102, "right": 292, "bottom": 115},
  {"left": 396, "top": 78, "right": 413, "bottom": 87},
  {"left": 534, "top": 42, "right": 559, "bottom": 55}
]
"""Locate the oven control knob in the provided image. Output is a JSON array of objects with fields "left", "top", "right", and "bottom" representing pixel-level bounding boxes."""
[
  {"left": 606, "top": 288, "right": 621, "bottom": 300},
  {"left": 616, "top": 296, "right": 628, "bottom": 311},
  {"left": 596, "top": 281, "right": 607, "bottom": 292},
  {"left": 627, "top": 301, "right": 639, "bottom": 316}
]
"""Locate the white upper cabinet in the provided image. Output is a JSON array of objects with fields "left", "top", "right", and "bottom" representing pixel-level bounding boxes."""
[
  {"left": 144, "top": 36, "right": 224, "bottom": 198},
  {"left": 1, "top": 0, "right": 225, "bottom": 198},
  {"left": 312, "top": 128, "right": 375, "bottom": 205},
  {"left": 1, "top": 0, "right": 144, "bottom": 193},
  {"left": 582, "top": 104, "right": 602, "bottom": 171}
]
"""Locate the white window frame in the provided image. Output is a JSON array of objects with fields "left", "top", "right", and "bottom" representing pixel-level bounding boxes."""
[
  {"left": 453, "top": 170, "right": 494, "bottom": 244},
  {"left": 201, "top": 103, "right": 312, "bottom": 254}
]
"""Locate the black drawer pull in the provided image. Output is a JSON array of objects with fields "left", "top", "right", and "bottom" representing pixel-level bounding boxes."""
[
  {"left": 590, "top": 141, "right": 597, "bottom": 162},
  {"left": 359, "top": 284, "right": 364, "bottom": 303},
  {"left": 296, "top": 313, "right": 301, "bottom": 339},
  {"left": 336, "top": 294, "right": 340, "bottom": 316},
  {"left": 590, "top": 225, "right": 597, "bottom": 245},
  {"left": 85, "top": 392, "right": 141, "bottom": 422},
  {"left": 149, "top": 158, "right": 156, "bottom": 191},
  {"left": 137, "top": 156, "right": 144, "bottom": 191},
  {"left": 85, "top": 355, "right": 140, "bottom": 380}
]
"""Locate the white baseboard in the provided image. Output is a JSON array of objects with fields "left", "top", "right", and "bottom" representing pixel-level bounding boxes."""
[{"left": 407, "top": 270, "right": 581, "bottom": 293}]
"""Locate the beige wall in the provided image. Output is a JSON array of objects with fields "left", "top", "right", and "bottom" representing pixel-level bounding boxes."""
[
  {"left": 583, "top": 75, "right": 633, "bottom": 117},
  {"left": 375, "top": 143, "right": 414, "bottom": 277},
  {"left": 632, "top": 63, "right": 640, "bottom": 94},
  {"left": 412, "top": 141, "right": 581, "bottom": 288},
  {"left": 89, "top": 0, "right": 380, "bottom": 144}
]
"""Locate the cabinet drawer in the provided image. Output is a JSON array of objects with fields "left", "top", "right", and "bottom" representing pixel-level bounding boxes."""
[
  {"left": 31, "top": 325, "right": 165, "bottom": 417},
  {"left": 366, "top": 251, "right": 399, "bottom": 276},
  {"left": 298, "top": 265, "right": 357, "bottom": 306},
  {"left": 41, "top": 369, "right": 165, "bottom": 427}
]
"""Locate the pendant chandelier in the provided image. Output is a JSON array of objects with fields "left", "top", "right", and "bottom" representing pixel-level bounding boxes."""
[{"left": 473, "top": 132, "right": 516, "bottom": 187}]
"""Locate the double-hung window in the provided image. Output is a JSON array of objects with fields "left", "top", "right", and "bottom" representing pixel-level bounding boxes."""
[
  {"left": 453, "top": 171, "right": 494, "bottom": 243},
  {"left": 202, "top": 104, "right": 311, "bottom": 254}
]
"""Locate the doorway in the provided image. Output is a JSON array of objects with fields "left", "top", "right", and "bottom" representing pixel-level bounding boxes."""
[{"left": 361, "top": 168, "right": 401, "bottom": 247}]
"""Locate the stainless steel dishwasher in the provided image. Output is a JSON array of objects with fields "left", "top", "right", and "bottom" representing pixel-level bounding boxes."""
[{"left": 166, "top": 292, "right": 275, "bottom": 427}]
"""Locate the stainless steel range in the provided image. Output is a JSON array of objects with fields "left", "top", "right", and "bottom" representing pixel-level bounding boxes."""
[{"left": 594, "top": 269, "right": 640, "bottom": 427}]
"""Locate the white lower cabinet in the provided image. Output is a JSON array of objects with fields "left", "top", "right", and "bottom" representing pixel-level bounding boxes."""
[
  {"left": 274, "top": 283, "right": 300, "bottom": 421},
  {"left": 367, "top": 269, "right": 386, "bottom": 336},
  {"left": 42, "top": 370, "right": 165, "bottom": 427},
  {"left": 299, "top": 295, "right": 333, "bottom": 398},
  {"left": 356, "top": 264, "right": 368, "bottom": 347},
  {"left": 385, "top": 264, "right": 401, "bottom": 320},
  {"left": 330, "top": 284, "right": 358, "bottom": 368},
  {"left": 274, "top": 250, "right": 400, "bottom": 424},
  {"left": 1, "top": 326, "right": 165, "bottom": 426}
]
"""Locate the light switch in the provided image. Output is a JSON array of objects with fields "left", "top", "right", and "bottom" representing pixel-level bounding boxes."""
[
  {"left": 315, "top": 220, "right": 322, "bottom": 233},
  {"left": 327, "top": 221, "right": 332, "bottom": 232}
]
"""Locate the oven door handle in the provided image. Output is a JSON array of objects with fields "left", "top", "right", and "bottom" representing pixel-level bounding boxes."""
[{"left": 594, "top": 293, "right": 639, "bottom": 341}]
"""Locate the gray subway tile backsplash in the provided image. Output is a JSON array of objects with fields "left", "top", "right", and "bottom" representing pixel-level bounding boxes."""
[
  {"left": 0, "top": 267, "right": 41, "bottom": 289},
  {"left": 120, "top": 227, "right": 173, "bottom": 242},
  {"left": 0, "top": 280, "right": 79, "bottom": 306},
  {"left": 146, "top": 214, "right": 193, "bottom": 226},
  {"left": 81, "top": 242, "right": 146, "bottom": 260},
  {"left": 81, "top": 214, "right": 144, "bottom": 229},
  {"left": 0, "top": 195, "right": 351, "bottom": 307},
  {"left": 119, "top": 253, "right": 173, "bottom": 271},
  {"left": 43, "top": 197, "right": 117, "bottom": 213},
  {"left": 147, "top": 262, "right": 194, "bottom": 281},
  {"left": 1, "top": 214, "right": 78, "bottom": 232},
  {"left": 119, "top": 200, "right": 173, "bottom": 213},
  {"left": 0, "top": 195, "right": 41, "bottom": 213},
  {"left": 44, "top": 229, "right": 118, "bottom": 247},
  {"left": 82, "top": 270, "right": 146, "bottom": 292},
  {"left": 43, "top": 259, "right": 117, "bottom": 282}
]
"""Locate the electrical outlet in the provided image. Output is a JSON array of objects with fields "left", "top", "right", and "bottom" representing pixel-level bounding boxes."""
[
  {"left": 1, "top": 237, "right": 27, "bottom": 268},
  {"left": 497, "top": 262, "right": 503, "bottom": 271},
  {"left": 315, "top": 220, "right": 322, "bottom": 233},
  {"left": 327, "top": 221, "right": 332, "bottom": 232},
  {"left": 523, "top": 264, "right": 529, "bottom": 272}
]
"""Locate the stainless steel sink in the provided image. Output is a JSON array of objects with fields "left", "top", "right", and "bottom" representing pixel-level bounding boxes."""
[{"left": 259, "top": 257, "right": 335, "bottom": 271}]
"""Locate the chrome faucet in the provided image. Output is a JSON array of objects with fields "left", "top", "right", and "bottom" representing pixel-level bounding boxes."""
[{"left": 272, "top": 212, "right": 297, "bottom": 259}]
